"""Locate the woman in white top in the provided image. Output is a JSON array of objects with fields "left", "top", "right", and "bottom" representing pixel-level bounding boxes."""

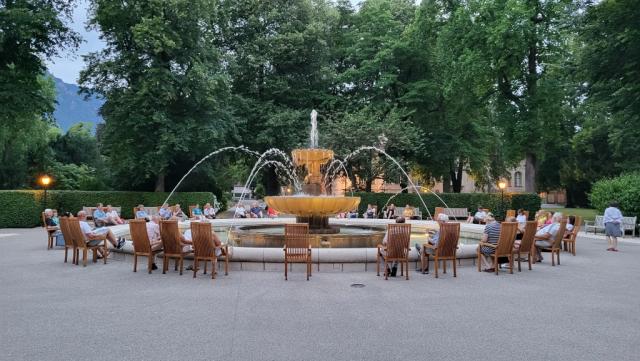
[{"left": 604, "top": 201, "right": 623, "bottom": 252}]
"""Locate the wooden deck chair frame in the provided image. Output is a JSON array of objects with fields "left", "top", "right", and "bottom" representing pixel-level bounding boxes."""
[
  {"left": 562, "top": 216, "right": 582, "bottom": 256},
  {"left": 160, "top": 220, "right": 192, "bottom": 275},
  {"left": 538, "top": 220, "right": 567, "bottom": 266},
  {"left": 421, "top": 222, "right": 460, "bottom": 278},
  {"left": 514, "top": 221, "right": 537, "bottom": 272},
  {"left": 68, "top": 217, "right": 108, "bottom": 267},
  {"left": 191, "top": 221, "right": 218, "bottom": 281},
  {"left": 129, "top": 219, "right": 162, "bottom": 274},
  {"left": 377, "top": 223, "right": 411, "bottom": 280},
  {"left": 58, "top": 217, "right": 77, "bottom": 264},
  {"left": 283, "top": 224, "right": 311, "bottom": 281},
  {"left": 477, "top": 222, "right": 518, "bottom": 275}
]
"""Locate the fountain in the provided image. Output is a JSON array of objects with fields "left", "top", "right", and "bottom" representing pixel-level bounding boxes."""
[{"left": 264, "top": 110, "right": 360, "bottom": 234}]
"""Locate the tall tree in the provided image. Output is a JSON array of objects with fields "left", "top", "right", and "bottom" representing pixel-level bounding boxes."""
[
  {"left": 80, "top": 0, "right": 235, "bottom": 191},
  {"left": 0, "top": 0, "right": 79, "bottom": 188}
]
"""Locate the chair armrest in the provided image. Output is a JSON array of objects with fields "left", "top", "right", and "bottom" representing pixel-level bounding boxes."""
[{"left": 478, "top": 242, "right": 496, "bottom": 249}]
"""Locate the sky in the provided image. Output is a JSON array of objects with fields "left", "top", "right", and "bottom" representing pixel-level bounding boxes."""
[{"left": 45, "top": 0, "right": 372, "bottom": 85}]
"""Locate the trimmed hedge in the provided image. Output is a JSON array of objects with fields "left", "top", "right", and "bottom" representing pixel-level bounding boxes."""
[
  {"left": 354, "top": 192, "right": 541, "bottom": 220},
  {"left": 0, "top": 190, "right": 217, "bottom": 228},
  {"left": 590, "top": 172, "right": 640, "bottom": 220}
]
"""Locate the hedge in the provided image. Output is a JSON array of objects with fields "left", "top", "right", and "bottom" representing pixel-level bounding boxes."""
[
  {"left": 590, "top": 172, "right": 640, "bottom": 221},
  {"left": 0, "top": 190, "right": 217, "bottom": 228},
  {"left": 354, "top": 192, "right": 541, "bottom": 220}
]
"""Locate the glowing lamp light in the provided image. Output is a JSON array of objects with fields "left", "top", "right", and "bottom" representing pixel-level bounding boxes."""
[
  {"left": 40, "top": 175, "right": 51, "bottom": 186},
  {"left": 498, "top": 181, "right": 507, "bottom": 190}
]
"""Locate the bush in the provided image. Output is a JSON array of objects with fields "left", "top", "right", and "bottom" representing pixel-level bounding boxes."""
[
  {"left": 354, "top": 192, "right": 541, "bottom": 220},
  {"left": 0, "top": 190, "right": 217, "bottom": 228},
  {"left": 590, "top": 172, "right": 640, "bottom": 220}
]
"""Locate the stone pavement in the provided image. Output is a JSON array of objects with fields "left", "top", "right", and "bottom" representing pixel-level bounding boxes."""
[{"left": 1, "top": 227, "right": 640, "bottom": 361}]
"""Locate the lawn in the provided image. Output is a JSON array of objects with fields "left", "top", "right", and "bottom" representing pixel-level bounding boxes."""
[{"left": 542, "top": 207, "right": 598, "bottom": 222}]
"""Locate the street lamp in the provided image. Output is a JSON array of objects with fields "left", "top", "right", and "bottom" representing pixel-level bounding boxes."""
[
  {"left": 498, "top": 180, "right": 507, "bottom": 220},
  {"left": 39, "top": 175, "right": 52, "bottom": 209}
]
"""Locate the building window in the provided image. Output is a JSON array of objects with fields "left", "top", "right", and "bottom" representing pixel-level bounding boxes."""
[{"left": 514, "top": 171, "right": 522, "bottom": 188}]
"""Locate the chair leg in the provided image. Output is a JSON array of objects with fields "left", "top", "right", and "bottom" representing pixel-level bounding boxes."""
[
  {"left": 134, "top": 254, "right": 138, "bottom": 272},
  {"left": 453, "top": 258, "right": 457, "bottom": 277},
  {"left": 163, "top": 256, "right": 167, "bottom": 274},
  {"left": 517, "top": 252, "right": 522, "bottom": 272},
  {"left": 384, "top": 260, "right": 388, "bottom": 280},
  {"left": 376, "top": 250, "right": 380, "bottom": 276},
  {"left": 103, "top": 244, "right": 108, "bottom": 264},
  {"left": 284, "top": 258, "right": 288, "bottom": 281},
  {"left": 212, "top": 260, "right": 216, "bottom": 280},
  {"left": 405, "top": 260, "right": 409, "bottom": 280},
  {"left": 494, "top": 255, "right": 498, "bottom": 275},
  {"left": 174, "top": 259, "right": 178, "bottom": 271},
  {"left": 528, "top": 253, "right": 532, "bottom": 270},
  {"left": 179, "top": 258, "right": 183, "bottom": 275},
  {"left": 477, "top": 250, "right": 481, "bottom": 272},
  {"left": 204, "top": 260, "right": 207, "bottom": 275},
  {"left": 443, "top": 259, "right": 447, "bottom": 274},
  {"left": 148, "top": 255, "right": 153, "bottom": 274},
  {"left": 224, "top": 256, "right": 229, "bottom": 276},
  {"left": 83, "top": 249, "right": 88, "bottom": 267},
  {"left": 509, "top": 256, "right": 513, "bottom": 274},
  {"left": 193, "top": 259, "right": 198, "bottom": 278},
  {"left": 551, "top": 250, "right": 556, "bottom": 266},
  {"left": 64, "top": 247, "right": 68, "bottom": 263}
]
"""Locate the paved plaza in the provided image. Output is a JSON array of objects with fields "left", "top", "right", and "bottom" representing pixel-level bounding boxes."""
[{"left": 2, "top": 227, "right": 640, "bottom": 361}]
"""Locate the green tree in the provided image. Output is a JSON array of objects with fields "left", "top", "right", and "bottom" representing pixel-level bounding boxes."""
[
  {"left": 0, "top": 0, "right": 79, "bottom": 188},
  {"left": 80, "top": 0, "right": 236, "bottom": 192}
]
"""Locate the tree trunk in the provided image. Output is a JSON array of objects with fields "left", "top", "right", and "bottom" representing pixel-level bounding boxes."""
[
  {"left": 365, "top": 178, "right": 373, "bottom": 193},
  {"left": 525, "top": 152, "right": 537, "bottom": 193},
  {"left": 442, "top": 173, "right": 451, "bottom": 193},
  {"left": 154, "top": 172, "right": 165, "bottom": 192},
  {"left": 264, "top": 167, "right": 280, "bottom": 195}
]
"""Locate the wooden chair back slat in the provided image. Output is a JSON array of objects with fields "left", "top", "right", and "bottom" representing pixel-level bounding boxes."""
[
  {"left": 191, "top": 222, "right": 215, "bottom": 258},
  {"left": 59, "top": 217, "right": 75, "bottom": 248},
  {"left": 495, "top": 222, "right": 518, "bottom": 254},
  {"left": 129, "top": 219, "right": 151, "bottom": 254},
  {"left": 386, "top": 224, "right": 411, "bottom": 259},
  {"left": 552, "top": 220, "right": 567, "bottom": 248},
  {"left": 436, "top": 222, "right": 460, "bottom": 257},
  {"left": 285, "top": 224, "right": 309, "bottom": 257},
  {"left": 160, "top": 220, "right": 183, "bottom": 254},
  {"left": 518, "top": 221, "right": 538, "bottom": 252},
  {"left": 67, "top": 218, "right": 88, "bottom": 250}
]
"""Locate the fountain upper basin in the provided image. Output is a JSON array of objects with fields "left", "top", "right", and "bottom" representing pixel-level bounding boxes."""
[{"left": 264, "top": 196, "right": 360, "bottom": 217}]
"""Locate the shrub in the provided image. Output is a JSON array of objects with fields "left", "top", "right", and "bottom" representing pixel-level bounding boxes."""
[
  {"left": 590, "top": 172, "right": 640, "bottom": 220},
  {"left": 354, "top": 192, "right": 540, "bottom": 220},
  {"left": 0, "top": 190, "right": 217, "bottom": 228}
]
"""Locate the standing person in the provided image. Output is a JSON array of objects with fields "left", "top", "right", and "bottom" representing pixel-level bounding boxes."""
[{"left": 604, "top": 201, "right": 623, "bottom": 252}]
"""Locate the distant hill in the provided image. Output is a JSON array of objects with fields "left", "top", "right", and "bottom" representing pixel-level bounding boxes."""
[{"left": 50, "top": 74, "right": 104, "bottom": 131}]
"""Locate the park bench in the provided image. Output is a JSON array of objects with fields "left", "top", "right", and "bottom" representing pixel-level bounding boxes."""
[
  {"left": 434, "top": 207, "right": 469, "bottom": 220},
  {"left": 584, "top": 215, "right": 638, "bottom": 237},
  {"left": 395, "top": 206, "right": 422, "bottom": 220},
  {"left": 82, "top": 206, "right": 122, "bottom": 220}
]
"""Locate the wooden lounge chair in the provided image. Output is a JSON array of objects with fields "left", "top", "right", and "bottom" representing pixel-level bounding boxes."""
[
  {"left": 160, "top": 220, "right": 192, "bottom": 275},
  {"left": 514, "top": 221, "right": 537, "bottom": 271},
  {"left": 58, "top": 217, "right": 76, "bottom": 264},
  {"left": 377, "top": 223, "right": 411, "bottom": 280},
  {"left": 129, "top": 219, "right": 162, "bottom": 273},
  {"left": 562, "top": 216, "right": 582, "bottom": 256},
  {"left": 42, "top": 211, "right": 58, "bottom": 249},
  {"left": 68, "top": 217, "right": 108, "bottom": 267},
  {"left": 284, "top": 224, "right": 311, "bottom": 281},
  {"left": 477, "top": 222, "right": 518, "bottom": 275},
  {"left": 191, "top": 221, "right": 218, "bottom": 280},
  {"left": 537, "top": 220, "right": 567, "bottom": 266},
  {"left": 421, "top": 222, "right": 460, "bottom": 278}
]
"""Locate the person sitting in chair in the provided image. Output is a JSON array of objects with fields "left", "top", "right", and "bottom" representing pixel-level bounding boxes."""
[
  {"left": 173, "top": 204, "right": 187, "bottom": 221},
  {"left": 93, "top": 203, "right": 115, "bottom": 227},
  {"left": 384, "top": 204, "right": 396, "bottom": 219},
  {"left": 364, "top": 204, "right": 376, "bottom": 219},
  {"left": 145, "top": 216, "right": 163, "bottom": 270},
  {"left": 380, "top": 217, "right": 407, "bottom": 277},
  {"left": 533, "top": 212, "right": 563, "bottom": 262},
  {"left": 203, "top": 203, "right": 216, "bottom": 219},
  {"left": 159, "top": 203, "right": 172, "bottom": 220},
  {"left": 105, "top": 205, "right": 125, "bottom": 225},
  {"left": 479, "top": 213, "right": 500, "bottom": 272},
  {"left": 191, "top": 204, "right": 204, "bottom": 220},
  {"left": 249, "top": 202, "right": 263, "bottom": 218},
  {"left": 415, "top": 213, "right": 449, "bottom": 273},
  {"left": 78, "top": 211, "right": 124, "bottom": 253},
  {"left": 468, "top": 206, "right": 487, "bottom": 224},
  {"left": 135, "top": 204, "right": 149, "bottom": 220},
  {"left": 235, "top": 203, "right": 248, "bottom": 218},
  {"left": 402, "top": 204, "right": 415, "bottom": 219}
]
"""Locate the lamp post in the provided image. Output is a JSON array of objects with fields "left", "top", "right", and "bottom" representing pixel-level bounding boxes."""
[
  {"left": 498, "top": 180, "right": 507, "bottom": 220},
  {"left": 40, "top": 175, "right": 51, "bottom": 209}
]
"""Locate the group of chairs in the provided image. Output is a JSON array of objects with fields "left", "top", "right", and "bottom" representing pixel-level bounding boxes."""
[
  {"left": 375, "top": 215, "right": 583, "bottom": 280},
  {"left": 57, "top": 217, "right": 110, "bottom": 267}
]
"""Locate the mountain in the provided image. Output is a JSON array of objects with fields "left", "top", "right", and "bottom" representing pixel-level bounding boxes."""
[{"left": 50, "top": 74, "right": 103, "bottom": 131}]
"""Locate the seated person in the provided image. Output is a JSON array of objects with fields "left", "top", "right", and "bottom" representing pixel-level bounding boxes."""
[
  {"left": 44, "top": 208, "right": 59, "bottom": 228},
  {"left": 364, "top": 204, "right": 376, "bottom": 219},
  {"left": 347, "top": 209, "right": 358, "bottom": 218},
  {"left": 516, "top": 209, "right": 527, "bottom": 224},
  {"left": 191, "top": 204, "right": 204, "bottom": 220},
  {"left": 564, "top": 215, "right": 576, "bottom": 238},
  {"left": 145, "top": 216, "right": 163, "bottom": 270},
  {"left": 402, "top": 204, "right": 416, "bottom": 219},
  {"left": 234, "top": 203, "right": 248, "bottom": 218},
  {"left": 135, "top": 204, "right": 149, "bottom": 220},
  {"left": 266, "top": 206, "right": 278, "bottom": 218},
  {"left": 468, "top": 206, "right": 487, "bottom": 224},
  {"left": 203, "top": 203, "right": 216, "bottom": 219},
  {"left": 78, "top": 211, "right": 124, "bottom": 253},
  {"left": 533, "top": 212, "right": 563, "bottom": 262},
  {"left": 479, "top": 213, "right": 500, "bottom": 272},
  {"left": 93, "top": 203, "right": 115, "bottom": 227},
  {"left": 105, "top": 205, "right": 125, "bottom": 225},
  {"left": 159, "top": 203, "right": 172, "bottom": 220},
  {"left": 384, "top": 204, "right": 396, "bottom": 219},
  {"left": 379, "top": 217, "right": 407, "bottom": 277},
  {"left": 249, "top": 202, "right": 263, "bottom": 218},
  {"left": 415, "top": 213, "right": 449, "bottom": 273},
  {"left": 173, "top": 204, "right": 187, "bottom": 221},
  {"left": 180, "top": 227, "right": 196, "bottom": 253}
]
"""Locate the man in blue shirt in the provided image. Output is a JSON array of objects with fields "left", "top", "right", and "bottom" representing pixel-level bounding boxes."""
[{"left": 93, "top": 203, "right": 114, "bottom": 227}]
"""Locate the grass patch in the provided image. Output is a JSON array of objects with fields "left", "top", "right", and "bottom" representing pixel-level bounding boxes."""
[{"left": 542, "top": 208, "right": 598, "bottom": 222}]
